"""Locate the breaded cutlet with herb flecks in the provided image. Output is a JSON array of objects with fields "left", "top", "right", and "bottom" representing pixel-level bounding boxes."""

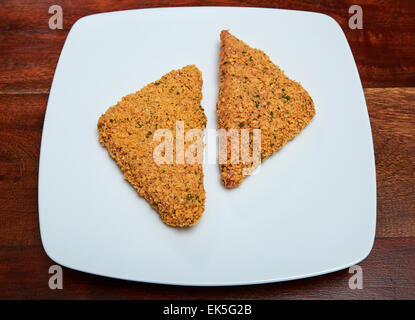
[
  {"left": 98, "top": 65, "right": 207, "bottom": 227},
  {"left": 217, "top": 30, "right": 316, "bottom": 188}
]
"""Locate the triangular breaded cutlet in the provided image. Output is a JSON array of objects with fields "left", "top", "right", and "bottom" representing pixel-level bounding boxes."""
[
  {"left": 98, "top": 65, "right": 207, "bottom": 227},
  {"left": 217, "top": 30, "right": 316, "bottom": 188}
]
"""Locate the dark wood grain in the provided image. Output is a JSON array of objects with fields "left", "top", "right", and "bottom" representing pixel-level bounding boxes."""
[
  {"left": 1, "top": 0, "right": 415, "bottom": 90},
  {"left": 0, "top": 238, "right": 413, "bottom": 299},
  {"left": 0, "top": 0, "right": 414, "bottom": 300},
  {"left": 0, "top": 94, "right": 46, "bottom": 247},
  {"left": 365, "top": 88, "right": 415, "bottom": 238}
]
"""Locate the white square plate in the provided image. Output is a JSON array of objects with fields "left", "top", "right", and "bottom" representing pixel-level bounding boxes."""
[{"left": 39, "top": 7, "right": 376, "bottom": 285}]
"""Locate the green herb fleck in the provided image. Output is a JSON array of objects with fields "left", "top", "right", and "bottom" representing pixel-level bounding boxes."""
[{"left": 282, "top": 92, "right": 290, "bottom": 101}]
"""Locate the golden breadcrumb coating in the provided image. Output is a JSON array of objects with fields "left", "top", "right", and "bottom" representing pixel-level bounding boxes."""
[
  {"left": 98, "top": 65, "right": 207, "bottom": 227},
  {"left": 217, "top": 30, "right": 316, "bottom": 188}
]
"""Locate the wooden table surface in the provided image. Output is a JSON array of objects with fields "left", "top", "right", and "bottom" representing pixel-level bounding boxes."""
[{"left": 1, "top": 0, "right": 414, "bottom": 299}]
